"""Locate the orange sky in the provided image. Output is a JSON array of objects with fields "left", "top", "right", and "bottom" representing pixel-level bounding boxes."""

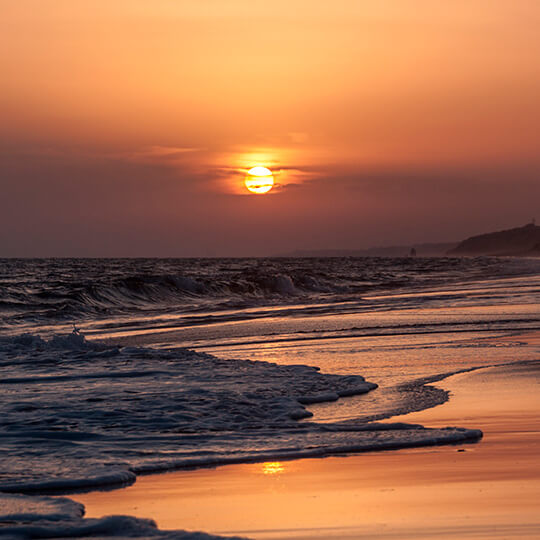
[{"left": 1, "top": 1, "right": 539, "bottom": 256}]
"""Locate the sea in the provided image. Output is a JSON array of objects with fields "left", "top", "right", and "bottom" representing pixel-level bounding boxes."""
[{"left": 1, "top": 256, "right": 540, "bottom": 538}]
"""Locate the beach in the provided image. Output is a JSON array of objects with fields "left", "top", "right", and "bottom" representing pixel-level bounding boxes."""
[
  {"left": 4, "top": 2, "right": 540, "bottom": 537},
  {"left": 1, "top": 259, "right": 539, "bottom": 539},
  {"left": 76, "top": 338, "right": 540, "bottom": 539}
]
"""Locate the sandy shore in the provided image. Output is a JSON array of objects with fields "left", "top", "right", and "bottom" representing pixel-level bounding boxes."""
[{"left": 76, "top": 359, "right": 540, "bottom": 539}]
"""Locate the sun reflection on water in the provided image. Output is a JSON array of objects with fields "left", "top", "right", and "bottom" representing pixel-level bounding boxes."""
[{"left": 262, "top": 462, "right": 285, "bottom": 475}]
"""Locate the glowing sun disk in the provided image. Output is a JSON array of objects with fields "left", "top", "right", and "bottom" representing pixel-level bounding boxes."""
[{"left": 245, "top": 166, "right": 274, "bottom": 194}]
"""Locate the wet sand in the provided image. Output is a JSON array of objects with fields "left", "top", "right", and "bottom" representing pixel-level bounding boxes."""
[{"left": 76, "top": 360, "right": 540, "bottom": 539}]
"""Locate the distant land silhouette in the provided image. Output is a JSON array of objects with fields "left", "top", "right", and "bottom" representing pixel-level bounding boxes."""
[
  {"left": 448, "top": 223, "right": 540, "bottom": 257},
  {"left": 281, "top": 223, "right": 540, "bottom": 258}
]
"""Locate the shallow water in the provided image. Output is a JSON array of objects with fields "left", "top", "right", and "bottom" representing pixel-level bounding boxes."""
[
  {"left": 2, "top": 257, "right": 539, "bottom": 339},
  {"left": 76, "top": 361, "right": 540, "bottom": 540},
  {"left": 1, "top": 257, "right": 539, "bottom": 538}
]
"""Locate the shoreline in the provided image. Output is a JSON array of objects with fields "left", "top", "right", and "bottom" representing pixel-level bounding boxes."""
[{"left": 75, "top": 357, "right": 540, "bottom": 539}]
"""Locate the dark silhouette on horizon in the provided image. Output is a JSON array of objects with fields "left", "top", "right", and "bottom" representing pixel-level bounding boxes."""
[{"left": 448, "top": 222, "right": 540, "bottom": 257}]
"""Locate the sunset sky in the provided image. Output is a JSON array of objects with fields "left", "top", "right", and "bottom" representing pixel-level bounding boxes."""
[{"left": 1, "top": 1, "right": 539, "bottom": 256}]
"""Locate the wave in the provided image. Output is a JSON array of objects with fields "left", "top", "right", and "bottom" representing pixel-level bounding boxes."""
[
  {"left": 0, "top": 493, "right": 236, "bottom": 539},
  {"left": 0, "top": 331, "right": 482, "bottom": 498},
  {"left": 1, "top": 257, "right": 539, "bottom": 328}
]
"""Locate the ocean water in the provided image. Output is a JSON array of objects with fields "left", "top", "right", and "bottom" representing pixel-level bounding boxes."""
[{"left": 1, "top": 257, "right": 540, "bottom": 538}]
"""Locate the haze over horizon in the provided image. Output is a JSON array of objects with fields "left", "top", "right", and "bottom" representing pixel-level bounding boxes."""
[{"left": 2, "top": 1, "right": 540, "bottom": 257}]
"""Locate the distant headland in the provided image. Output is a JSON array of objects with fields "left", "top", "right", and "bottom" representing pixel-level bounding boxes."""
[
  {"left": 281, "top": 222, "right": 540, "bottom": 258},
  {"left": 447, "top": 222, "right": 540, "bottom": 257}
]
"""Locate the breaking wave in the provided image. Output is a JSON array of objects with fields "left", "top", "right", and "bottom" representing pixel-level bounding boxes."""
[
  {"left": 0, "top": 331, "right": 481, "bottom": 496},
  {"left": 2, "top": 257, "right": 538, "bottom": 328},
  {"left": 0, "top": 492, "right": 239, "bottom": 539}
]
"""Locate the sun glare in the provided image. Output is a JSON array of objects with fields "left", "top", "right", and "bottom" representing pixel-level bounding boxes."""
[
  {"left": 262, "top": 462, "right": 285, "bottom": 475},
  {"left": 245, "top": 166, "right": 274, "bottom": 194}
]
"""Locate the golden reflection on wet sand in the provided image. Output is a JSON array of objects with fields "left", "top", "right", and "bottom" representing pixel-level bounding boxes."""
[
  {"left": 75, "top": 341, "right": 540, "bottom": 539},
  {"left": 261, "top": 462, "right": 285, "bottom": 475}
]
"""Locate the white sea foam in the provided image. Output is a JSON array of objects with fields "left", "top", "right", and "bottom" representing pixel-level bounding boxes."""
[
  {"left": 0, "top": 331, "right": 482, "bottom": 496},
  {"left": 0, "top": 493, "right": 84, "bottom": 522},
  {"left": 3, "top": 256, "right": 530, "bottom": 539},
  {"left": 0, "top": 494, "right": 245, "bottom": 539}
]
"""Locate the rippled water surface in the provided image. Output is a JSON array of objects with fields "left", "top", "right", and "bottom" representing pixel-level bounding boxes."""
[{"left": 1, "top": 257, "right": 539, "bottom": 494}]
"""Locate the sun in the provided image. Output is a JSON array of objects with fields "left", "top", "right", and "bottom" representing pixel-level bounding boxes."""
[{"left": 245, "top": 166, "right": 274, "bottom": 194}]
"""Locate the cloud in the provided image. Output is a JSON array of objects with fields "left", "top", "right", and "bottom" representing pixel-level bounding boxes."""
[
  {"left": 121, "top": 145, "right": 202, "bottom": 164},
  {"left": 2, "top": 135, "right": 540, "bottom": 256}
]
